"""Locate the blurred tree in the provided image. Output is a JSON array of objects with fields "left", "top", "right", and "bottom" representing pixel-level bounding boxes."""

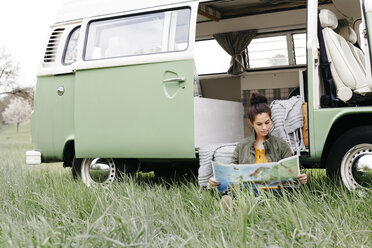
[
  {"left": 0, "top": 48, "right": 34, "bottom": 128},
  {"left": 0, "top": 95, "right": 12, "bottom": 125},
  {"left": 0, "top": 47, "right": 19, "bottom": 95},
  {"left": 2, "top": 98, "right": 32, "bottom": 132},
  {"left": 7, "top": 87, "right": 35, "bottom": 107}
]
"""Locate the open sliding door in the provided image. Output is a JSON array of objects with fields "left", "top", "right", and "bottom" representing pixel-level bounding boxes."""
[{"left": 74, "top": 2, "right": 198, "bottom": 159}]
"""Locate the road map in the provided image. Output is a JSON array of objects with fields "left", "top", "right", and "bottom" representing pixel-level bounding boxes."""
[{"left": 212, "top": 155, "right": 300, "bottom": 192}]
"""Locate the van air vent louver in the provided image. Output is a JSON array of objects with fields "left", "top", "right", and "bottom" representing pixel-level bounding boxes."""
[{"left": 43, "top": 28, "right": 65, "bottom": 63}]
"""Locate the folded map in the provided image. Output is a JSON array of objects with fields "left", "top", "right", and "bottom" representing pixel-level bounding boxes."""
[{"left": 212, "top": 155, "right": 300, "bottom": 192}]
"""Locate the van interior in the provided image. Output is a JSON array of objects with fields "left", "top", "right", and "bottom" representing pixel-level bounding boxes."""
[{"left": 192, "top": 0, "right": 369, "bottom": 150}]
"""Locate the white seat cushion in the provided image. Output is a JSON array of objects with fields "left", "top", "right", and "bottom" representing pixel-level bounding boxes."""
[
  {"left": 340, "top": 26, "right": 367, "bottom": 74},
  {"left": 320, "top": 9, "right": 371, "bottom": 101}
]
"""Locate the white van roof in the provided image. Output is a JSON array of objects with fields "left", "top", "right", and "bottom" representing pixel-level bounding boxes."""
[
  {"left": 55, "top": 0, "right": 334, "bottom": 25},
  {"left": 55, "top": 0, "right": 203, "bottom": 23}
]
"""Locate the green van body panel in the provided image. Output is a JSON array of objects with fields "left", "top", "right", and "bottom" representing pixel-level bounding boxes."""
[
  {"left": 309, "top": 108, "right": 372, "bottom": 162},
  {"left": 306, "top": 49, "right": 372, "bottom": 163},
  {"left": 74, "top": 59, "right": 195, "bottom": 159},
  {"left": 32, "top": 74, "right": 75, "bottom": 161}
]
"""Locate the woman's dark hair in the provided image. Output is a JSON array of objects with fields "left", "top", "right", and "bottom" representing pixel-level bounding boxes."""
[{"left": 247, "top": 92, "right": 271, "bottom": 122}]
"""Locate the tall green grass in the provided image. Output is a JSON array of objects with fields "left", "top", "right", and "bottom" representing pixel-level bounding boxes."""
[{"left": 0, "top": 123, "right": 371, "bottom": 247}]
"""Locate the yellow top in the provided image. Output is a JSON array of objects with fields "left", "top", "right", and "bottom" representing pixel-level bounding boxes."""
[
  {"left": 254, "top": 147, "right": 269, "bottom": 164},
  {"left": 254, "top": 147, "right": 279, "bottom": 190}
]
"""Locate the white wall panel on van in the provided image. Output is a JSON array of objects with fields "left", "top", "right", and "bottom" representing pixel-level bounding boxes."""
[{"left": 194, "top": 97, "right": 244, "bottom": 148}]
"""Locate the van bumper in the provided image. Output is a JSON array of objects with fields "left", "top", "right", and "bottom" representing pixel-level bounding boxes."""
[{"left": 26, "top": 151, "right": 42, "bottom": 165}]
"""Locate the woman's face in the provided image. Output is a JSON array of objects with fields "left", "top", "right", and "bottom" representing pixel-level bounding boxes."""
[{"left": 250, "top": 112, "right": 271, "bottom": 138}]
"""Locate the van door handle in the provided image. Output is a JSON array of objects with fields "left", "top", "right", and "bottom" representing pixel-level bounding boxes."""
[
  {"left": 57, "top": 86, "right": 65, "bottom": 96},
  {"left": 162, "top": 77, "right": 185, "bottom": 83}
]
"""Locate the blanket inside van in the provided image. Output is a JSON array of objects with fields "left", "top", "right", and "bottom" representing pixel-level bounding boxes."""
[
  {"left": 270, "top": 96, "right": 305, "bottom": 154},
  {"left": 198, "top": 143, "right": 237, "bottom": 187}
]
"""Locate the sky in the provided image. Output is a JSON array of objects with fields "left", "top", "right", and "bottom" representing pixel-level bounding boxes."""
[{"left": 0, "top": 0, "right": 66, "bottom": 87}]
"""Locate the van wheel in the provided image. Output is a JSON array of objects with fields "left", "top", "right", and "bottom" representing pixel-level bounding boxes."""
[
  {"left": 72, "top": 158, "right": 116, "bottom": 186},
  {"left": 72, "top": 157, "right": 139, "bottom": 186},
  {"left": 326, "top": 126, "right": 372, "bottom": 190}
]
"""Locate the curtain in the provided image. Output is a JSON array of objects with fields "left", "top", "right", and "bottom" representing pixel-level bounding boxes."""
[{"left": 213, "top": 29, "right": 257, "bottom": 75}]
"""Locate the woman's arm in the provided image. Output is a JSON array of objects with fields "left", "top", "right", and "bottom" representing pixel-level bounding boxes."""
[
  {"left": 278, "top": 138, "right": 308, "bottom": 184},
  {"left": 209, "top": 144, "right": 240, "bottom": 188},
  {"left": 231, "top": 144, "right": 240, "bottom": 164},
  {"left": 281, "top": 140, "right": 292, "bottom": 159},
  {"left": 209, "top": 177, "right": 220, "bottom": 188}
]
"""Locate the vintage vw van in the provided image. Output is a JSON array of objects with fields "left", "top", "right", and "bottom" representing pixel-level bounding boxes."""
[{"left": 28, "top": 0, "right": 372, "bottom": 189}]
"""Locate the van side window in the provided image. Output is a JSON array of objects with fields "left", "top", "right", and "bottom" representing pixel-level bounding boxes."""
[
  {"left": 248, "top": 32, "right": 306, "bottom": 69},
  {"left": 85, "top": 8, "right": 191, "bottom": 60},
  {"left": 195, "top": 32, "right": 306, "bottom": 75},
  {"left": 248, "top": 35, "right": 289, "bottom": 68},
  {"left": 63, "top": 27, "right": 80, "bottom": 64},
  {"left": 293, "top": 33, "right": 306, "bottom": 64}
]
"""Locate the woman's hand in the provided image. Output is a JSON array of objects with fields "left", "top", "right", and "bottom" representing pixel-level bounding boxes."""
[
  {"left": 296, "top": 173, "right": 308, "bottom": 184},
  {"left": 209, "top": 177, "right": 220, "bottom": 188}
]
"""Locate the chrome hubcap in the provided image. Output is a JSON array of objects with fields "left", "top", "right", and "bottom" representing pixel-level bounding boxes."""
[
  {"left": 81, "top": 158, "right": 116, "bottom": 186},
  {"left": 341, "top": 144, "right": 372, "bottom": 190}
]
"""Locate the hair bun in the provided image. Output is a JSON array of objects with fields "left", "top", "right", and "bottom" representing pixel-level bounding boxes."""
[{"left": 250, "top": 92, "right": 268, "bottom": 105}]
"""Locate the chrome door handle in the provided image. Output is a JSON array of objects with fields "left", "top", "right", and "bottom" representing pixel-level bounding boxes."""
[
  {"left": 162, "top": 77, "right": 185, "bottom": 83},
  {"left": 57, "top": 86, "right": 65, "bottom": 96}
]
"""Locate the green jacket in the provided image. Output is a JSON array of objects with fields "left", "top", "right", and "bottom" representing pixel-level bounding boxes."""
[{"left": 231, "top": 134, "right": 292, "bottom": 164}]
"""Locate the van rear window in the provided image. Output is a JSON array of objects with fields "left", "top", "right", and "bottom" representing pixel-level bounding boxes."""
[{"left": 85, "top": 8, "right": 190, "bottom": 60}]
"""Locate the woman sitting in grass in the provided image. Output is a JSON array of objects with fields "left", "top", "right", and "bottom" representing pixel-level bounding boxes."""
[{"left": 209, "top": 92, "right": 307, "bottom": 207}]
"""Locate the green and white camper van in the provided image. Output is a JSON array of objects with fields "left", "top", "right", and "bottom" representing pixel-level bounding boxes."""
[{"left": 27, "top": 0, "right": 372, "bottom": 189}]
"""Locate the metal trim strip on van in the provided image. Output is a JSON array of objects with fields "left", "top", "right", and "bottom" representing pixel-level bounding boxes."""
[{"left": 71, "top": 52, "right": 194, "bottom": 72}]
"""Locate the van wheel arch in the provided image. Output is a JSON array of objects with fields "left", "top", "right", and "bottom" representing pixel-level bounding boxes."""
[
  {"left": 63, "top": 140, "right": 75, "bottom": 167},
  {"left": 326, "top": 126, "right": 372, "bottom": 190},
  {"left": 320, "top": 114, "right": 372, "bottom": 168}
]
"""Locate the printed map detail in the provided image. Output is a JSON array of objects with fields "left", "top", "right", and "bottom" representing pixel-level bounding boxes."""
[{"left": 212, "top": 155, "right": 300, "bottom": 192}]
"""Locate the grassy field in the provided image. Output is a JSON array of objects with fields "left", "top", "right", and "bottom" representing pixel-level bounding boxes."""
[{"left": 0, "top": 123, "right": 371, "bottom": 247}]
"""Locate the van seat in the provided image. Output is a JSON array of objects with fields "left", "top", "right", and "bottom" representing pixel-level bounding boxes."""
[
  {"left": 339, "top": 26, "right": 366, "bottom": 73},
  {"left": 319, "top": 9, "right": 371, "bottom": 102}
]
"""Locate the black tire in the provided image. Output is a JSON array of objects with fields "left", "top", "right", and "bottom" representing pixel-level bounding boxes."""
[
  {"left": 72, "top": 157, "right": 83, "bottom": 180},
  {"left": 326, "top": 126, "right": 372, "bottom": 190}
]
